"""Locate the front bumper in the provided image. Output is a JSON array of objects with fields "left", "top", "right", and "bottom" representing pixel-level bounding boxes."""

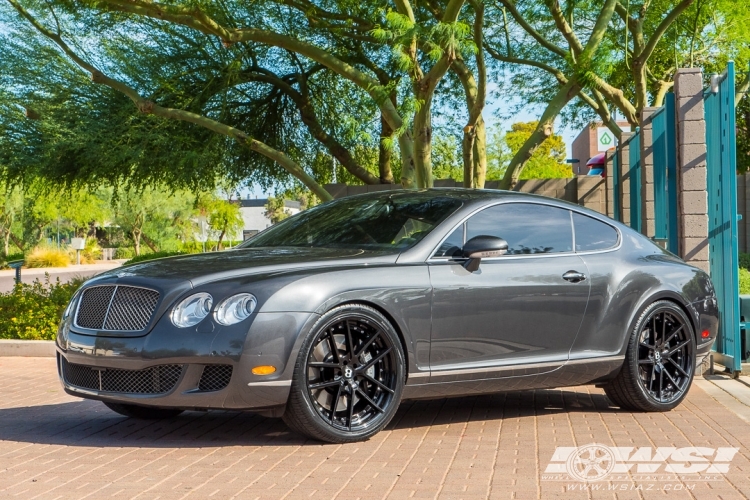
[{"left": 56, "top": 311, "right": 319, "bottom": 411}]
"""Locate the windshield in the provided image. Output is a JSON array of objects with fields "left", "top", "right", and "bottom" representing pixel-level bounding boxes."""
[{"left": 240, "top": 192, "right": 462, "bottom": 251}]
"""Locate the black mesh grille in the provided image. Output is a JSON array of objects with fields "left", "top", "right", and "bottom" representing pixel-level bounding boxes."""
[
  {"left": 104, "top": 286, "right": 160, "bottom": 331},
  {"left": 75, "top": 285, "right": 159, "bottom": 331},
  {"left": 198, "top": 365, "right": 233, "bottom": 392},
  {"left": 76, "top": 286, "right": 114, "bottom": 329},
  {"left": 62, "top": 358, "right": 182, "bottom": 394}
]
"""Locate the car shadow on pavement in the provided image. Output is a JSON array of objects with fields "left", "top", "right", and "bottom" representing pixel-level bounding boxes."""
[{"left": 0, "top": 389, "right": 617, "bottom": 448}]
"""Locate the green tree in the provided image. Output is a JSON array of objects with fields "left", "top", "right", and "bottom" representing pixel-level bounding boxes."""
[
  {"left": 206, "top": 198, "right": 244, "bottom": 250},
  {"left": 0, "top": 184, "right": 23, "bottom": 255},
  {"left": 264, "top": 197, "right": 292, "bottom": 225},
  {"left": 498, "top": 122, "right": 571, "bottom": 180}
]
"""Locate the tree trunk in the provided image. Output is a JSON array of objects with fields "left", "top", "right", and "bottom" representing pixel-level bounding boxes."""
[
  {"left": 132, "top": 229, "right": 141, "bottom": 256},
  {"left": 9, "top": 233, "right": 23, "bottom": 253},
  {"left": 3, "top": 231, "right": 9, "bottom": 257},
  {"left": 413, "top": 92, "right": 435, "bottom": 189},
  {"left": 141, "top": 233, "right": 159, "bottom": 253},
  {"left": 462, "top": 126, "right": 475, "bottom": 188},
  {"left": 398, "top": 131, "right": 417, "bottom": 188},
  {"left": 499, "top": 79, "right": 580, "bottom": 190},
  {"left": 473, "top": 117, "right": 487, "bottom": 188},
  {"left": 217, "top": 229, "right": 226, "bottom": 251},
  {"left": 378, "top": 114, "right": 395, "bottom": 184}
]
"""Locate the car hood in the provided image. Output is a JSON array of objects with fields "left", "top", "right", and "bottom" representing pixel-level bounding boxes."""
[{"left": 90, "top": 247, "right": 399, "bottom": 287}]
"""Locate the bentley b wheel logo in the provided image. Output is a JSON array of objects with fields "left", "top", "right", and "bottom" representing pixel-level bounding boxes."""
[
  {"left": 566, "top": 444, "right": 616, "bottom": 481},
  {"left": 344, "top": 367, "right": 353, "bottom": 379}
]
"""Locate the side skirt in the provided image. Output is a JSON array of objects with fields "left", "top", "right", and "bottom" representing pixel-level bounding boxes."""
[{"left": 401, "top": 356, "right": 624, "bottom": 400}]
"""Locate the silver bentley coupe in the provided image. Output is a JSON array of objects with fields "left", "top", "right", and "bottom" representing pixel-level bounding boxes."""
[{"left": 56, "top": 189, "right": 717, "bottom": 443}]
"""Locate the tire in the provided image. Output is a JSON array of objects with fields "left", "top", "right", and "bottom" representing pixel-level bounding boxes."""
[
  {"left": 282, "top": 304, "right": 405, "bottom": 443},
  {"left": 103, "top": 402, "right": 184, "bottom": 419},
  {"left": 603, "top": 300, "right": 695, "bottom": 412}
]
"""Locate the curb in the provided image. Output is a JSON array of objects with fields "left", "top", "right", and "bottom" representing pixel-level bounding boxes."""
[{"left": 0, "top": 340, "right": 56, "bottom": 357}]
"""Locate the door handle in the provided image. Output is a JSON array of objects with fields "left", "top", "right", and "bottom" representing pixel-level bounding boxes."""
[{"left": 562, "top": 270, "right": 587, "bottom": 283}]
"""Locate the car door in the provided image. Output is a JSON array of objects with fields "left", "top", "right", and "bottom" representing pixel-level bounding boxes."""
[{"left": 428, "top": 202, "right": 591, "bottom": 379}]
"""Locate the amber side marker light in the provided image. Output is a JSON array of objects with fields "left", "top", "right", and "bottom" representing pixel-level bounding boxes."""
[
  {"left": 701, "top": 330, "right": 710, "bottom": 338},
  {"left": 252, "top": 365, "right": 276, "bottom": 375}
]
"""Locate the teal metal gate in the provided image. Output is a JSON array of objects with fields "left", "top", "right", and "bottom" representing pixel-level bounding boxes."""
[
  {"left": 650, "top": 94, "right": 679, "bottom": 254},
  {"left": 705, "top": 62, "right": 742, "bottom": 373}
]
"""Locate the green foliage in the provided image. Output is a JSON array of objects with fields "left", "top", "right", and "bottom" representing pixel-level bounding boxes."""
[
  {"left": 113, "top": 247, "right": 135, "bottom": 260},
  {"left": 740, "top": 268, "right": 750, "bottom": 295},
  {"left": 264, "top": 197, "right": 292, "bottom": 224},
  {"left": 431, "top": 135, "right": 464, "bottom": 182},
  {"left": 25, "top": 246, "right": 70, "bottom": 268},
  {"left": 739, "top": 252, "right": 750, "bottom": 271},
  {"left": 0, "top": 276, "right": 84, "bottom": 340},
  {"left": 487, "top": 122, "right": 571, "bottom": 180}
]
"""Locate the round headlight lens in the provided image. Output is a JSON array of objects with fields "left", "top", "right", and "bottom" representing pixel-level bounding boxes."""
[
  {"left": 214, "top": 293, "right": 257, "bottom": 326},
  {"left": 171, "top": 292, "right": 213, "bottom": 328}
]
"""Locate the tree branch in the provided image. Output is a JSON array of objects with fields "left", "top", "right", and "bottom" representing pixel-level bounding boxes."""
[
  {"left": 545, "top": 0, "right": 583, "bottom": 57},
  {"left": 8, "top": 0, "right": 333, "bottom": 201},
  {"left": 494, "top": 0, "right": 567, "bottom": 58},
  {"left": 638, "top": 0, "right": 695, "bottom": 64}
]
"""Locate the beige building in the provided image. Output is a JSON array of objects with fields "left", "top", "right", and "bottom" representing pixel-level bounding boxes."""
[{"left": 570, "top": 121, "right": 630, "bottom": 175}]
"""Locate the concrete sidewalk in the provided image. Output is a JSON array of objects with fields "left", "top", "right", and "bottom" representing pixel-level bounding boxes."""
[
  {"left": 1, "top": 357, "right": 749, "bottom": 499},
  {"left": 0, "top": 262, "right": 123, "bottom": 293}
]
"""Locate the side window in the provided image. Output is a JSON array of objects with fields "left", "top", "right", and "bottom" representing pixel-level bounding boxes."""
[
  {"left": 466, "top": 203, "right": 573, "bottom": 255},
  {"left": 573, "top": 212, "right": 618, "bottom": 251},
  {"left": 433, "top": 224, "right": 464, "bottom": 257}
]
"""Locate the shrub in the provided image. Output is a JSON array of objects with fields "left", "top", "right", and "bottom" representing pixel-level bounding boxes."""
[
  {"left": 740, "top": 268, "right": 750, "bottom": 295},
  {"left": 124, "top": 251, "right": 186, "bottom": 265},
  {"left": 740, "top": 252, "right": 750, "bottom": 271},
  {"left": 113, "top": 247, "right": 135, "bottom": 259},
  {"left": 25, "top": 247, "right": 70, "bottom": 268},
  {"left": 0, "top": 275, "right": 84, "bottom": 340}
]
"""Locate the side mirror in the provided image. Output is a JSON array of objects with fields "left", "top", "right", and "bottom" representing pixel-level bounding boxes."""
[{"left": 461, "top": 235, "right": 508, "bottom": 272}]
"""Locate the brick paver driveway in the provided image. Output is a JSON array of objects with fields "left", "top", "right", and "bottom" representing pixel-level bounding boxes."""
[{"left": 1, "top": 357, "right": 749, "bottom": 500}]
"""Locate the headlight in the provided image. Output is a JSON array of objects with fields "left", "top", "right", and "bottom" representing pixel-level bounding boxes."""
[
  {"left": 171, "top": 292, "right": 213, "bottom": 328},
  {"left": 214, "top": 293, "right": 257, "bottom": 326}
]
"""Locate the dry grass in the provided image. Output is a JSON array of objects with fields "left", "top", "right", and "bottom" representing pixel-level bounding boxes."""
[{"left": 25, "top": 247, "right": 70, "bottom": 268}]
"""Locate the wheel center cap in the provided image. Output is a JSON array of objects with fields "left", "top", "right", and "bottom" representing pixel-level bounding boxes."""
[
  {"left": 654, "top": 351, "right": 661, "bottom": 362},
  {"left": 343, "top": 367, "right": 354, "bottom": 379}
]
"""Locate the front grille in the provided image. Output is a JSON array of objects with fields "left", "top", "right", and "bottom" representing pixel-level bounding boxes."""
[
  {"left": 62, "top": 358, "right": 183, "bottom": 394},
  {"left": 75, "top": 285, "right": 159, "bottom": 331},
  {"left": 198, "top": 365, "right": 233, "bottom": 392}
]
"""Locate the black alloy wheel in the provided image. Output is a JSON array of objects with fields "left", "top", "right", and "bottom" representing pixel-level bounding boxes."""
[
  {"left": 283, "top": 304, "right": 404, "bottom": 443},
  {"left": 603, "top": 300, "right": 695, "bottom": 412},
  {"left": 636, "top": 309, "right": 693, "bottom": 403}
]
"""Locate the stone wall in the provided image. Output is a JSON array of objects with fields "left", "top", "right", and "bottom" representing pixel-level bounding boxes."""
[
  {"left": 325, "top": 176, "right": 607, "bottom": 214},
  {"left": 674, "top": 68, "right": 709, "bottom": 272}
]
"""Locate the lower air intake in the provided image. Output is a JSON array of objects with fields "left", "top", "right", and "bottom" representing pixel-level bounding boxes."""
[
  {"left": 198, "top": 365, "right": 233, "bottom": 392},
  {"left": 62, "top": 358, "right": 183, "bottom": 394}
]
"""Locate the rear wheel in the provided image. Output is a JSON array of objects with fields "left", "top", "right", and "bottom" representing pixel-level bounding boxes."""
[
  {"left": 103, "top": 402, "right": 184, "bottom": 419},
  {"left": 603, "top": 300, "right": 695, "bottom": 411},
  {"left": 283, "top": 304, "right": 405, "bottom": 443}
]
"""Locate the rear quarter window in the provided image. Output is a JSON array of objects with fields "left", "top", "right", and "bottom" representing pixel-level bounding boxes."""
[{"left": 573, "top": 212, "right": 619, "bottom": 251}]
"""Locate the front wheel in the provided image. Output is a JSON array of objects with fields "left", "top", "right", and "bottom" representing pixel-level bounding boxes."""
[
  {"left": 603, "top": 300, "right": 695, "bottom": 412},
  {"left": 282, "top": 304, "right": 405, "bottom": 443}
]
